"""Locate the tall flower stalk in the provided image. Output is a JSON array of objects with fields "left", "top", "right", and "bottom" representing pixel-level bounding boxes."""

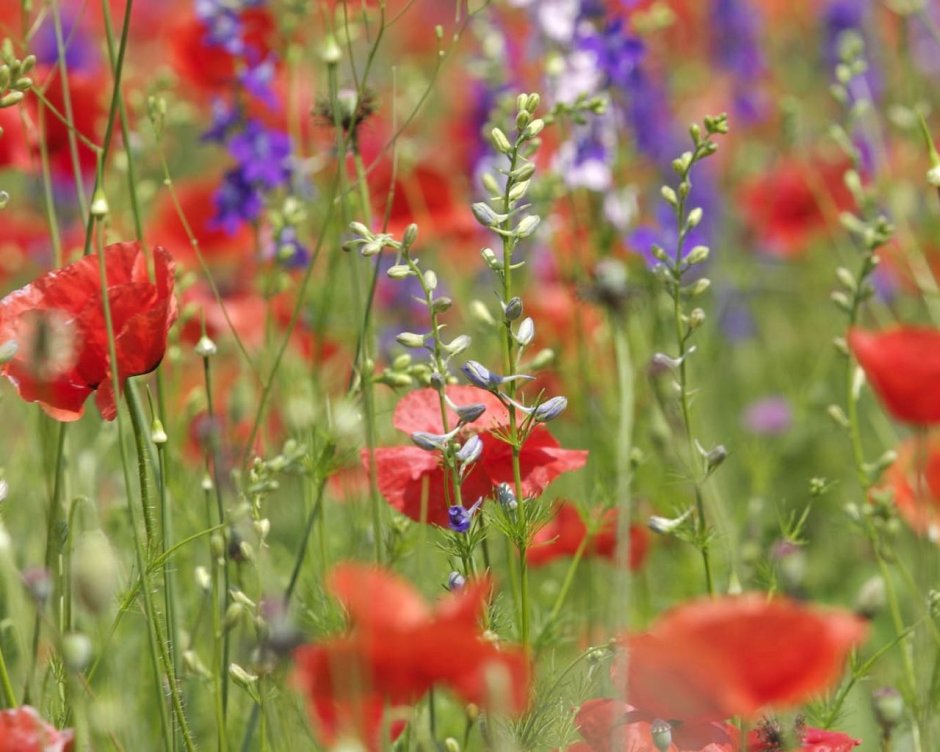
[{"left": 653, "top": 114, "right": 728, "bottom": 595}]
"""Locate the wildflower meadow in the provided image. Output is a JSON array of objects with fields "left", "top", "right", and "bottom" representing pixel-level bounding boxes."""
[{"left": 1, "top": 0, "right": 940, "bottom": 750}]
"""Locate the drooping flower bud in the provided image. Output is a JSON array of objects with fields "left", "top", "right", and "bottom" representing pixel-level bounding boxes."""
[
  {"left": 650, "top": 719, "right": 672, "bottom": 752},
  {"left": 447, "top": 571, "right": 466, "bottom": 592},
  {"left": 456, "top": 435, "right": 483, "bottom": 465},
  {"left": 533, "top": 396, "right": 567, "bottom": 423}
]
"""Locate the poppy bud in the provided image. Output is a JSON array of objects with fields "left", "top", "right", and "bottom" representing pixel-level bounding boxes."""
[
  {"left": 320, "top": 35, "right": 342, "bottom": 64},
  {"left": 854, "top": 575, "right": 885, "bottom": 619},
  {"left": 90, "top": 189, "right": 110, "bottom": 218},
  {"left": 62, "top": 632, "right": 92, "bottom": 672},
  {"left": 650, "top": 719, "right": 672, "bottom": 752},
  {"left": 151, "top": 418, "right": 168, "bottom": 445},
  {"left": 871, "top": 686, "right": 904, "bottom": 731},
  {"left": 195, "top": 335, "right": 218, "bottom": 358}
]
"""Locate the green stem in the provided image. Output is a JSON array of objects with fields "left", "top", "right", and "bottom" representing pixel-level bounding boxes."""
[
  {"left": 202, "top": 354, "right": 231, "bottom": 733},
  {"left": 93, "top": 226, "right": 175, "bottom": 750},
  {"left": 0, "top": 642, "right": 16, "bottom": 708}
]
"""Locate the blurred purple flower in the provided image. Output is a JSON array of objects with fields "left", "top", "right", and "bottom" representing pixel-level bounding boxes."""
[
  {"left": 31, "top": 11, "right": 100, "bottom": 73},
  {"left": 228, "top": 120, "right": 292, "bottom": 189},
  {"left": 742, "top": 396, "right": 793, "bottom": 436},
  {"left": 212, "top": 169, "right": 263, "bottom": 234}
]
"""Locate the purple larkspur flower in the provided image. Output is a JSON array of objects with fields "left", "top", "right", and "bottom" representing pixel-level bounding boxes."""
[
  {"left": 239, "top": 57, "right": 279, "bottom": 109},
  {"left": 742, "top": 396, "right": 793, "bottom": 436},
  {"left": 448, "top": 498, "right": 483, "bottom": 534},
  {"left": 202, "top": 100, "right": 243, "bottom": 143},
  {"left": 228, "top": 120, "right": 292, "bottom": 190},
  {"left": 31, "top": 11, "right": 100, "bottom": 73},
  {"left": 212, "top": 169, "right": 263, "bottom": 234},
  {"left": 710, "top": 0, "right": 765, "bottom": 81},
  {"left": 273, "top": 226, "right": 310, "bottom": 269}
]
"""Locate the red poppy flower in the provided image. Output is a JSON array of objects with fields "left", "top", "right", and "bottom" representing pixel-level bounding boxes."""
[
  {"left": 293, "top": 563, "right": 530, "bottom": 750},
  {"left": 0, "top": 706, "right": 73, "bottom": 752},
  {"left": 147, "top": 178, "right": 254, "bottom": 277},
  {"left": 32, "top": 67, "right": 105, "bottom": 178},
  {"left": 366, "top": 159, "right": 479, "bottom": 255},
  {"left": 0, "top": 106, "right": 31, "bottom": 172},
  {"left": 168, "top": 9, "right": 277, "bottom": 94},
  {"left": 571, "top": 697, "right": 737, "bottom": 752},
  {"left": 527, "top": 501, "right": 650, "bottom": 570},
  {"left": 740, "top": 156, "right": 853, "bottom": 259},
  {"left": 613, "top": 595, "right": 866, "bottom": 724},
  {"left": 848, "top": 326, "right": 940, "bottom": 425},
  {"left": 0, "top": 242, "right": 177, "bottom": 421},
  {"left": 748, "top": 723, "right": 860, "bottom": 752},
  {"left": 364, "top": 386, "right": 588, "bottom": 526},
  {"left": 880, "top": 434, "right": 940, "bottom": 539}
]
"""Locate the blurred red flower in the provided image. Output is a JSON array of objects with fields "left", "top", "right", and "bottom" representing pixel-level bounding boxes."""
[
  {"left": 364, "top": 386, "right": 588, "bottom": 526},
  {"left": 848, "top": 326, "right": 940, "bottom": 425},
  {"left": 569, "top": 697, "right": 737, "bottom": 752},
  {"left": 526, "top": 501, "right": 649, "bottom": 569},
  {"left": 748, "top": 723, "right": 860, "bottom": 751},
  {"left": 168, "top": 9, "right": 277, "bottom": 93},
  {"left": 293, "top": 563, "right": 530, "bottom": 750},
  {"left": 0, "top": 706, "right": 73, "bottom": 752},
  {"left": 613, "top": 595, "right": 866, "bottom": 724},
  {"left": 881, "top": 433, "right": 940, "bottom": 539},
  {"left": 32, "top": 67, "right": 105, "bottom": 179},
  {"left": 0, "top": 242, "right": 177, "bottom": 421},
  {"left": 741, "top": 156, "right": 853, "bottom": 259}
]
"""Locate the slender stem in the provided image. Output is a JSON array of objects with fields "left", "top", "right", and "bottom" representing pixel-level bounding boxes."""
[
  {"left": 80, "top": 0, "right": 134, "bottom": 255},
  {"left": 49, "top": 0, "right": 88, "bottom": 215},
  {"left": 202, "top": 354, "right": 231, "bottom": 733},
  {"left": 0, "top": 642, "right": 16, "bottom": 708},
  {"left": 611, "top": 313, "right": 634, "bottom": 632},
  {"left": 92, "top": 226, "right": 174, "bottom": 750}
]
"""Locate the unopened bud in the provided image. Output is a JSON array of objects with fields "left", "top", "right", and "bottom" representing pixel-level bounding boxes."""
[
  {"left": 871, "top": 686, "right": 904, "bottom": 731},
  {"left": 195, "top": 335, "right": 217, "bottom": 358},
  {"left": 491, "top": 127, "right": 512, "bottom": 154},
  {"left": 650, "top": 719, "right": 672, "bottom": 752}
]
